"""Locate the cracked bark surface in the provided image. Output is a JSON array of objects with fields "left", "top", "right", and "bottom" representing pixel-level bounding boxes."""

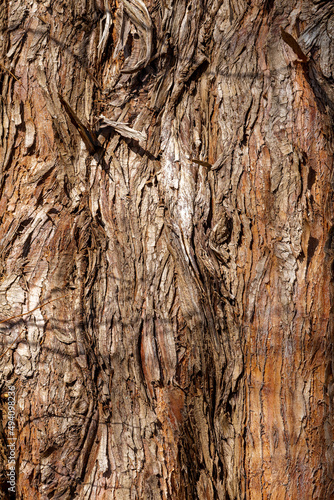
[{"left": 0, "top": 0, "right": 334, "bottom": 498}]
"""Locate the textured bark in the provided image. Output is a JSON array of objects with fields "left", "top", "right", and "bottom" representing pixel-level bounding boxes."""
[{"left": 0, "top": 0, "right": 334, "bottom": 498}]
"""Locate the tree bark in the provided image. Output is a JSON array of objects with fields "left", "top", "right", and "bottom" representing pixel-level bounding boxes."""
[{"left": 1, "top": 0, "right": 334, "bottom": 498}]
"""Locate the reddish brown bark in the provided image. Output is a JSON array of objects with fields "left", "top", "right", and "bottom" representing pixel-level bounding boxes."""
[{"left": 0, "top": 0, "right": 334, "bottom": 498}]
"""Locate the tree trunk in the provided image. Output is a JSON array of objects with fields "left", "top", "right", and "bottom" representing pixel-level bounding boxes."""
[{"left": 1, "top": 0, "right": 334, "bottom": 498}]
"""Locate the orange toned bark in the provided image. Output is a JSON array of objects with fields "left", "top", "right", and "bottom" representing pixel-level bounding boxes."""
[{"left": 0, "top": 1, "right": 334, "bottom": 499}]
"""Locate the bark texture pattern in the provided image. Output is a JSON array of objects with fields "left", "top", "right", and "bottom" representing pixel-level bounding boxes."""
[{"left": 0, "top": 0, "right": 334, "bottom": 498}]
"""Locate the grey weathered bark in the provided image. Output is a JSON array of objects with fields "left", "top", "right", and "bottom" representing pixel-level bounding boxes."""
[{"left": 1, "top": 0, "right": 334, "bottom": 498}]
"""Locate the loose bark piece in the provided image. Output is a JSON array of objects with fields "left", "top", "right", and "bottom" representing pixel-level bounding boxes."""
[
  {"left": 99, "top": 115, "right": 147, "bottom": 142},
  {"left": 280, "top": 26, "right": 308, "bottom": 62},
  {"left": 58, "top": 93, "right": 101, "bottom": 155}
]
